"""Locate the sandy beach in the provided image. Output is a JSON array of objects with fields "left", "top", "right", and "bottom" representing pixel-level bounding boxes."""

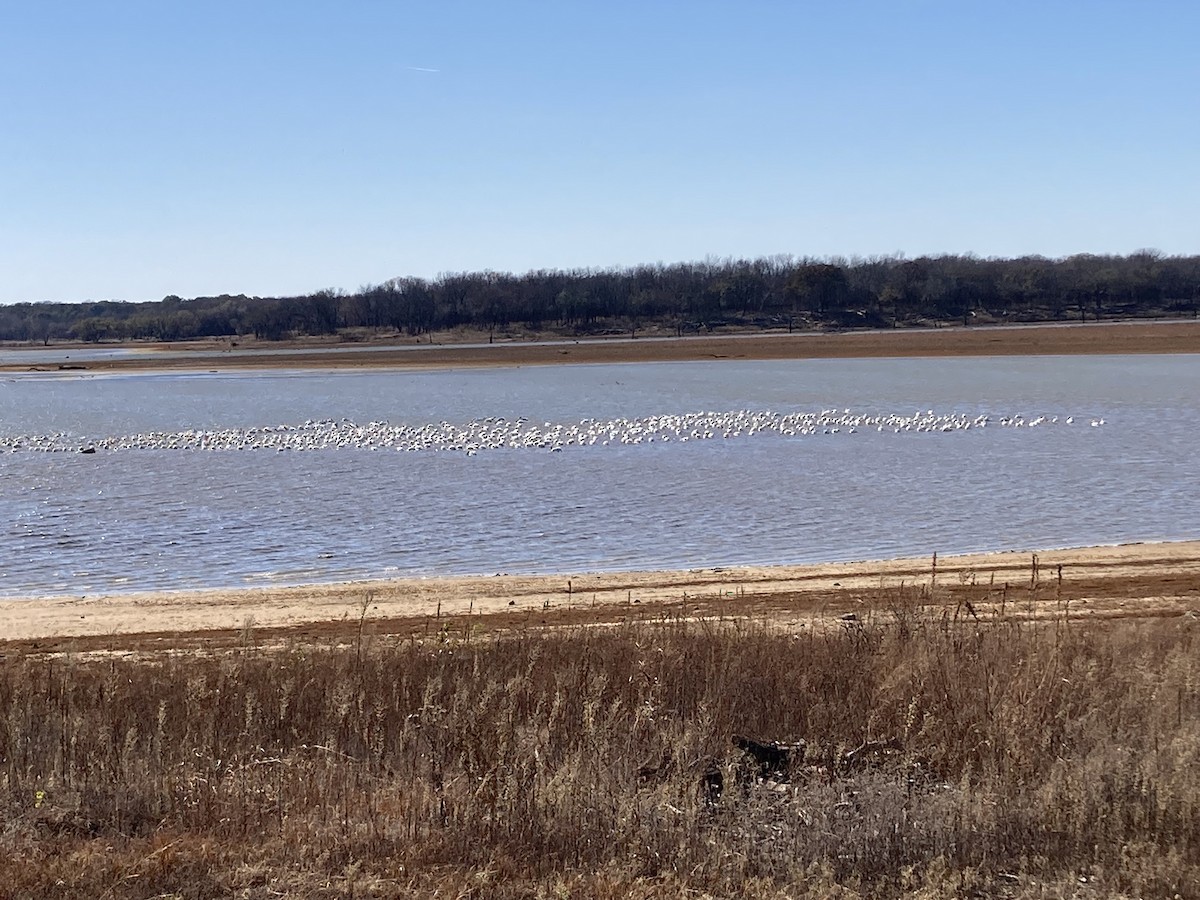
[
  {"left": 4, "top": 541, "right": 1198, "bottom": 652},
  {"left": 3, "top": 318, "right": 1199, "bottom": 374}
]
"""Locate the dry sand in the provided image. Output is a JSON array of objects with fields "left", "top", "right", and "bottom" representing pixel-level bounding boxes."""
[
  {"left": 3, "top": 319, "right": 1200, "bottom": 374},
  {"left": 4, "top": 542, "right": 1199, "bottom": 653}
]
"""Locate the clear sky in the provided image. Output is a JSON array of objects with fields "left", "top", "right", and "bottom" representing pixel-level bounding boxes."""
[{"left": 2, "top": 0, "right": 1197, "bottom": 303}]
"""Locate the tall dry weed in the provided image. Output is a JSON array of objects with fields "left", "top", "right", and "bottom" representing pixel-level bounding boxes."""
[{"left": 0, "top": 599, "right": 1197, "bottom": 897}]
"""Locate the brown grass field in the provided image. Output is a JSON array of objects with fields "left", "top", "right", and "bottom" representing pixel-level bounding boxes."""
[
  {"left": 4, "top": 322, "right": 1200, "bottom": 896},
  {"left": 3, "top": 544, "right": 1200, "bottom": 898}
]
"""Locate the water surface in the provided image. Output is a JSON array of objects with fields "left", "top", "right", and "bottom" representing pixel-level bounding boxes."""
[{"left": 2, "top": 355, "right": 1196, "bottom": 597}]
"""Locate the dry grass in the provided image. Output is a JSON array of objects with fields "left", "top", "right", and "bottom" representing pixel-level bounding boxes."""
[{"left": 1, "top": 596, "right": 1198, "bottom": 898}]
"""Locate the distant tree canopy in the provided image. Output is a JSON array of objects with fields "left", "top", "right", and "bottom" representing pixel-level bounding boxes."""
[{"left": 2, "top": 252, "right": 1198, "bottom": 344}]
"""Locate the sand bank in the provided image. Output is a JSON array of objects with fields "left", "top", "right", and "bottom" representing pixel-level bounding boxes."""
[{"left": 3, "top": 541, "right": 1198, "bottom": 649}]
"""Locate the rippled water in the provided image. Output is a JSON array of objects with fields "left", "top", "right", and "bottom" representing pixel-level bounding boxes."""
[{"left": 2, "top": 355, "right": 1197, "bottom": 597}]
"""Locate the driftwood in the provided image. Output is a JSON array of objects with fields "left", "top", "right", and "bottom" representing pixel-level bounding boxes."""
[
  {"left": 733, "top": 735, "right": 807, "bottom": 779},
  {"left": 733, "top": 734, "right": 903, "bottom": 781},
  {"left": 634, "top": 735, "right": 905, "bottom": 810}
]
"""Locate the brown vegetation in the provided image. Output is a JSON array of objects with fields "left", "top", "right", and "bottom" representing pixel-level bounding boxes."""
[{"left": 2, "top": 587, "right": 1198, "bottom": 898}]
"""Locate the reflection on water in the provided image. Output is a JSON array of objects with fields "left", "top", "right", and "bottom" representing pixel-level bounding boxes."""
[{"left": 1, "top": 355, "right": 1198, "bottom": 597}]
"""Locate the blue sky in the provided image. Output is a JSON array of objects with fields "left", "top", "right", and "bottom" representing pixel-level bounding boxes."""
[{"left": 2, "top": 1, "right": 1197, "bottom": 303}]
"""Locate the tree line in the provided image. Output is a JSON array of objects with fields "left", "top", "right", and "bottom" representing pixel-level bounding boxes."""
[{"left": 3, "top": 251, "right": 1198, "bottom": 345}]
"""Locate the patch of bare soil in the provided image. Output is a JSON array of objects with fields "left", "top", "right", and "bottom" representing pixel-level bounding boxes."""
[{"left": 3, "top": 319, "right": 1198, "bottom": 374}]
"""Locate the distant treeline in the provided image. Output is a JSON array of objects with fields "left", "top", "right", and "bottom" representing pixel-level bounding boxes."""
[{"left": 4, "top": 252, "right": 1199, "bottom": 344}]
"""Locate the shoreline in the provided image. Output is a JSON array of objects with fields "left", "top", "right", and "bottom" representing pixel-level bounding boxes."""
[
  {"left": 6, "top": 321, "right": 1198, "bottom": 648},
  {"left": 4, "top": 540, "right": 1198, "bottom": 646},
  {"left": 2, "top": 319, "right": 1199, "bottom": 374}
]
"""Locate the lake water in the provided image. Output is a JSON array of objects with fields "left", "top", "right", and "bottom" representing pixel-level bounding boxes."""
[{"left": 1, "top": 355, "right": 1197, "bottom": 598}]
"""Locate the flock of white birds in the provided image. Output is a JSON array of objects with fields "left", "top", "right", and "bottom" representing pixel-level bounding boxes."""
[{"left": 1, "top": 409, "right": 1104, "bottom": 454}]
